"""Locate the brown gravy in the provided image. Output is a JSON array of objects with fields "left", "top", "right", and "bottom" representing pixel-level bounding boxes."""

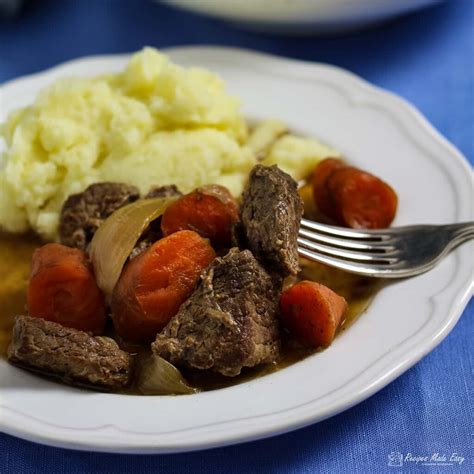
[
  {"left": 0, "top": 187, "right": 380, "bottom": 392},
  {"left": 0, "top": 233, "right": 41, "bottom": 356},
  {"left": 182, "top": 263, "right": 379, "bottom": 391}
]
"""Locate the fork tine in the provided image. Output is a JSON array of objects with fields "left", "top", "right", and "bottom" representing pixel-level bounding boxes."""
[
  {"left": 298, "top": 219, "right": 474, "bottom": 278},
  {"left": 298, "top": 228, "right": 397, "bottom": 252},
  {"left": 297, "top": 247, "right": 403, "bottom": 277},
  {"left": 300, "top": 218, "right": 388, "bottom": 240},
  {"left": 297, "top": 237, "right": 398, "bottom": 263}
]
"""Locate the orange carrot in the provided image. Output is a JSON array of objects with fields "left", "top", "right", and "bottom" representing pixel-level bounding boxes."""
[
  {"left": 313, "top": 158, "right": 398, "bottom": 229},
  {"left": 27, "top": 243, "right": 106, "bottom": 334},
  {"left": 280, "top": 280, "right": 347, "bottom": 347},
  {"left": 312, "top": 158, "right": 346, "bottom": 219},
  {"left": 111, "top": 230, "right": 216, "bottom": 343},
  {"left": 326, "top": 167, "right": 398, "bottom": 229},
  {"left": 161, "top": 185, "right": 238, "bottom": 247}
]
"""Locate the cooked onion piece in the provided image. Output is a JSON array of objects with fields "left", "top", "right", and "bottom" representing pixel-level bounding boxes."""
[
  {"left": 89, "top": 197, "right": 176, "bottom": 297},
  {"left": 136, "top": 354, "right": 197, "bottom": 395}
]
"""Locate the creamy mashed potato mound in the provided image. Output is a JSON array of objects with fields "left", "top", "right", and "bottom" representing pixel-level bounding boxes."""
[
  {"left": 0, "top": 47, "right": 337, "bottom": 241},
  {"left": 262, "top": 134, "right": 340, "bottom": 182}
]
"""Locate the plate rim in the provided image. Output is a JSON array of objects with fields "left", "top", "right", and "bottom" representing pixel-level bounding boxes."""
[{"left": 0, "top": 46, "right": 472, "bottom": 453}]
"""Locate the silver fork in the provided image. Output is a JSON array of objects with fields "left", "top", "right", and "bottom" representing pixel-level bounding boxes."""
[{"left": 298, "top": 219, "right": 474, "bottom": 278}]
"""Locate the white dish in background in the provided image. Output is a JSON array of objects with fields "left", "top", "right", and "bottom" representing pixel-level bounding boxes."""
[
  {"left": 161, "top": 0, "right": 444, "bottom": 34},
  {"left": 0, "top": 47, "right": 472, "bottom": 453}
]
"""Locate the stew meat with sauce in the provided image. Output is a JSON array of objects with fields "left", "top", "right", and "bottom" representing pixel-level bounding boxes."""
[
  {"left": 8, "top": 315, "right": 132, "bottom": 391},
  {"left": 153, "top": 248, "right": 281, "bottom": 377},
  {"left": 1, "top": 160, "right": 395, "bottom": 394}
]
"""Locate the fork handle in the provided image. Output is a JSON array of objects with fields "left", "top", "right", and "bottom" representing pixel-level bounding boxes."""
[
  {"left": 446, "top": 222, "right": 474, "bottom": 249},
  {"left": 447, "top": 221, "right": 474, "bottom": 237}
]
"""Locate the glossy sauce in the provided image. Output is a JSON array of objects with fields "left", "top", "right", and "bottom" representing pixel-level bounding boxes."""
[
  {"left": 0, "top": 186, "right": 380, "bottom": 392},
  {"left": 0, "top": 233, "right": 41, "bottom": 356},
  {"left": 183, "top": 262, "right": 379, "bottom": 391}
]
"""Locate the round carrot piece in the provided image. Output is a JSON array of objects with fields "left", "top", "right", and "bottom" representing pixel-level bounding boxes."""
[
  {"left": 161, "top": 185, "right": 239, "bottom": 248},
  {"left": 312, "top": 158, "right": 398, "bottom": 229},
  {"left": 312, "top": 158, "right": 346, "bottom": 218},
  {"left": 327, "top": 167, "right": 398, "bottom": 229},
  {"left": 27, "top": 243, "right": 106, "bottom": 334},
  {"left": 280, "top": 280, "right": 347, "bottom": 348},
  {"left": 111, "top": 230, "right": 216, "bottom": 343}
]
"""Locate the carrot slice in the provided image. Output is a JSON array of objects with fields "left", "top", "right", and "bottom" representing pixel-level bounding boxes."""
[
  {"left": 312, "top": 158, "right": 398, "bottom": 229},
  {"left": 161, "top": 185, "right": 238, "bottom": 247},
  {"left": 111, "top": 230, "right": 216, "bottom": 343},
  {"left": 312, "top": 158, "right": 346, "bottom": 217},
  {"left": 27, "top": 243, "right": 106, "bottom": 334},
  {"left": 327, "top": 167, "right": 398, "bottom": 229},
  {"left": 280, "top": 280, "right": 347, "bottom": 347}
]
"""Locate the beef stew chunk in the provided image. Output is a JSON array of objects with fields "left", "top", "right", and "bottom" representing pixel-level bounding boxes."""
[
  {"left": 8, "top": 315, "right": 132, "bottom": 391},
  {"left": 153, "top": 248, "right": 280, "bottom": 377},
  {"left": 145, "top": 184, "right": 182, "bottom": 199},
  {"left": 129, "top": 185, "right": 184, "bottom": 260},
  {"left": 128, "top": 230, "right": 161, "bottom": 261},
  {"left": 60, "top": 182, "right": 140, "bottom": 249},
  {"left": 240, "top": 165, "right": 303, "bottom": 276}
]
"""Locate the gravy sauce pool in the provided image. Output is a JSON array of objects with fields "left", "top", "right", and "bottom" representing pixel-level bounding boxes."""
[
  {"left": 0, "top": 186, "right": 380, "bottom": 393},
  {"left": 183, "top": 261, "right": 379, "bottom": 391},
  {"left": 0, "top": 233, "right": 41, "bottom": 356}
]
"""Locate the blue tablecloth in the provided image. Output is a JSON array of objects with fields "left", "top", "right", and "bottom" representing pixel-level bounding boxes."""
[{"left": 0, "top": 1, "right": 472, "bottom": 472}]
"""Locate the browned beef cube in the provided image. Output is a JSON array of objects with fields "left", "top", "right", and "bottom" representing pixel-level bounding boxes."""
[
  {"left": 8, "top": 315, "right": 132, "bottom": 391},
  {"left": 128, "top": 185, "right": 184, "bottom": 260},
  {"left": 59, "top": 182, "right": 140, "bottom": 249},
  {"left": 145, "top": 184, "right": 182, "bottom": 199},
  {"left": 152, "top": 248, "right": 280, "bottom": 377},
  {"left": 239, "top": 165, "right": 303, "bottom": 277}
]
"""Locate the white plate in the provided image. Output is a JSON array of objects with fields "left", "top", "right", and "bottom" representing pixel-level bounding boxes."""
[
  {"left": 0, "top": 47, "right": 472, "bottom": 453},
  {"left": 162, "top": 0, "right": 444, "bottom": 34}
]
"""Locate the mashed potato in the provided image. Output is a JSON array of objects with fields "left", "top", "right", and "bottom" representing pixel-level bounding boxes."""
[
  {"left": 0, "top": 47, "right": 336, "bottom": 241},
  {"left": 262, "top": 134, "right": 340, "bottom": 182}
]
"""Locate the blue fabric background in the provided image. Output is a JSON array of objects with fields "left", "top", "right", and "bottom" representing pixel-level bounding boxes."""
[{"left": 0, "top": 1, "right": 472, "bottom": 472}]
